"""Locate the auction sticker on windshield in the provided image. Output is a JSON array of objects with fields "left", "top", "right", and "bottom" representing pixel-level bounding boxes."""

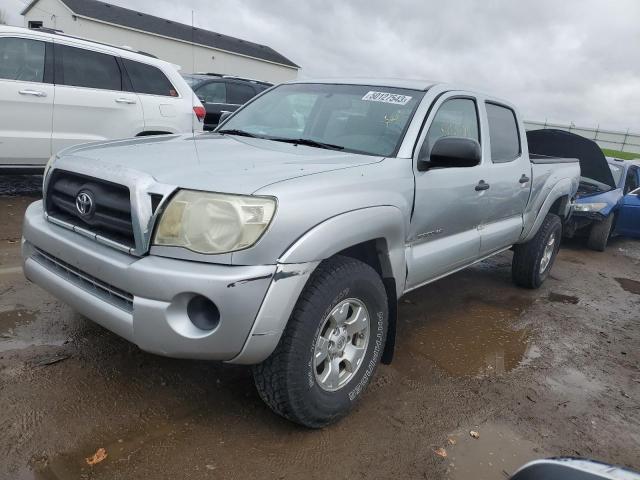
[{"left": 362, "top": 91, "right": 412, "bottom": 105}]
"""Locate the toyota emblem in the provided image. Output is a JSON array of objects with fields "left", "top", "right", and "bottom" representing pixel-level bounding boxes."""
[{"left": 75, "top": 191, "right": 95, "bottom": 218}]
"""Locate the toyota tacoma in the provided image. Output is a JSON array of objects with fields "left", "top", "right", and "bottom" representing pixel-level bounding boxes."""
[{"left": 23, "top": 79, "right": 582, "bottom": 427}]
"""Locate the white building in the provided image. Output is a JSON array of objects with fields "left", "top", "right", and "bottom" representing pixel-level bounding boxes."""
[{"left": 21, "top": 0, "right": 299, "bottom": 83}]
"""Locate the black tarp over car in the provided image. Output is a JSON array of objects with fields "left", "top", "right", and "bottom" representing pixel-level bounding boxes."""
[{"left": 527, "top": 129, "right": 616, "bottom": 189}]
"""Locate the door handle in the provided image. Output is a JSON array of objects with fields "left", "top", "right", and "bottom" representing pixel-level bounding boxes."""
[
  {"left": 115, "top": 98, "right": 136, "bottom": 104},
  {"left": 519, "top": 174, "right": 530, "bottom": 184},
  {"left": 475, "top": 180, "right": 490, "bottom": 191},
  {"left": 19, "top": 89, "right": 47, "bottom": 97}
]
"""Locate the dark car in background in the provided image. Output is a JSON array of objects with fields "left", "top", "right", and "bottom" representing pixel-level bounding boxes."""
[{"left": 182, "top": 73, "right": 272, "bottom": 130}]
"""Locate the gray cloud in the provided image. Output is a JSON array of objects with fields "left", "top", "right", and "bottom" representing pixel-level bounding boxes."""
[{"left": 4, "top": 0, "right": 640, "bottom": 130}]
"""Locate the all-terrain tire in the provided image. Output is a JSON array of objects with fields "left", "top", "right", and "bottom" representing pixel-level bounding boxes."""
[
  {"left": 512, "top": 213, "right": 562, "bottom": 289},
  {"left": 587, "top": 214, "right": 614, "bottom": 252},
  {"left": 252, "top": 255, "right": 388, "bottom": 428}
]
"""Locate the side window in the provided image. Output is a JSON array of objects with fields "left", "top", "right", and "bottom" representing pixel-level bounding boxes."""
[
  {"left": 196, "top": 82, "right": 226, "bottom": 103},
  {"left": 122, "top": 59, "right": 178, "bottom": 97},
  {"left": 625, "top": 167, "right": 639, "bottom": 194},
  {"left": 58, "top": 45, "right": 121, "bottom": 90},
  {"left": 486, "top": 103, "right": 521, "bottom": 163},
  {"left": 227, "top": 82, "right": 257, "bottom": 104},
  {"left": 425, "top": 98, "right": 479, "bottom": 150},
  {"left": 0, "top": 37, "right": 46, "bottom": 83}
]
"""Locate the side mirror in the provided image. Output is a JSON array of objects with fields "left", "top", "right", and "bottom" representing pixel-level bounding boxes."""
[
  {"left": 218, "top": 110, "right": 233, "bottom": 125},
  {"left": 418, "top": 136, "right": 481, "bottom": 171}
]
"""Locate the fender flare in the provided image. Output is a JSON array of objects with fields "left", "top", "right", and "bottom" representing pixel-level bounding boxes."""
[
  {"left": 278, "top": 206, "right": 407, "bottom": 297},
  {"left": 520, "top": 178, "right": 575, "bottom": 243}
]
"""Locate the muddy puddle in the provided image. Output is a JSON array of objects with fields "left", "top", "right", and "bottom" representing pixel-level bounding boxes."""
[
  {"left": 397, "top": 283, "right": 534, "bottom": 377},
  {"left": 615, "top": 277, "right": 640, "bottom": 295},
  {"left": 444, "top": 422, "right": 543, "bottom": 479},
  {"left": 0, "top": 308, "right": 68, "bottom": 353},
  {"left": 548, "top": 292, "right": 579, "bottom": 304}
]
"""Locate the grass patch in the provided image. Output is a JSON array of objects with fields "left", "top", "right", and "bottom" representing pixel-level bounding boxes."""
[{"left": 601, "top": 148, "right": 640, "bottom": 160}]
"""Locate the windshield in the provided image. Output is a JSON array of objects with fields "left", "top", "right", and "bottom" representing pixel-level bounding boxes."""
[
  {"left": 219, "top": 83, "right": 425, "bottom": 156},
  {"left": 608, "top": 163, "right": 624, "bottom": 186}
]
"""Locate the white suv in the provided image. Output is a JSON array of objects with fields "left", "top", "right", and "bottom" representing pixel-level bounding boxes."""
[{"left": 0, "top": 26, "right": 204, "bottom": 172}]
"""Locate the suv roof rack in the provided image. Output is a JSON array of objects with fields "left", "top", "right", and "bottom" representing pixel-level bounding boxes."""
[
  {"left": 27, "top": 27, "right": 157, "bottom": 58},
  {"left": 192, "top": 72, "right": 272, "bottom": 86},
  {"left": 29, "top": 26, "right": 64, "bottom": 34}
]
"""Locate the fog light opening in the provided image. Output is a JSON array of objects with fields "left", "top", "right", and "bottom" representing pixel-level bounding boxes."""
[{"left": 187, "top": 295, "right": 220, "bottom": 331}]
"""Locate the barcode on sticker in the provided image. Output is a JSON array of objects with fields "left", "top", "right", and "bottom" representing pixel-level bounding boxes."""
[{"left": 362, "top": 91, "right": 412, "bottom": 105}]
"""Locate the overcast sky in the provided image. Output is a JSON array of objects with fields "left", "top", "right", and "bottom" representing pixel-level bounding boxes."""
[{"left": 2, "top": 0, "right": 639, "bottom": 131}]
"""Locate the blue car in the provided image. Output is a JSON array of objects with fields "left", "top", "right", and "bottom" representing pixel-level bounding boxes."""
[
  {"left": 527, "top": 129, "right": 640, "bottom": 251},
  {"left": 571, "top": 157, "right": 640, "bottom": 250}
]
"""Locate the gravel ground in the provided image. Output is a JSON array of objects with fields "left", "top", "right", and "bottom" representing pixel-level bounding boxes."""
[{"left": 0, "top": 175, "right": 638, "bottom": 480}]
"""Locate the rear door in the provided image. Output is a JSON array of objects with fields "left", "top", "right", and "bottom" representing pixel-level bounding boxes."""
[
  {"left": 616, "top": 166, "right": 640, "bottom": 238},
  {"left": 51, "top": 42, "right": 143, "bottom": 154},
  {"left": 0, "top": 35, "right": 54, "bottom": 166},
  {"left": 477, "top": 100, "right": 531, "bottom": 254},
  {"left": 121, "top": 58, "right": 183, "bottom": 134}
]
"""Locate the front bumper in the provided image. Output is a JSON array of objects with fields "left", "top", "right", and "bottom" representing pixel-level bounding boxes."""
[{"left": 22, "top": 201, "right": 315, "bottom": 363}]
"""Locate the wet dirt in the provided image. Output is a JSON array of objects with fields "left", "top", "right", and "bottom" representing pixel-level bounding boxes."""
[
  {"left": 1, "top": 178, "right": 639, "bottom": 479},
  {"left": 615, "top": 277, "right": 640, "bottom": 295},
  {"left": 445, "top": 422, "right": 543, "bottom": 480},
  {"left": 399, "top": 291, "right": 533, "bottom": 377},
  {"left": 547, "top": 292, "right": 580, "bottom": 304}
]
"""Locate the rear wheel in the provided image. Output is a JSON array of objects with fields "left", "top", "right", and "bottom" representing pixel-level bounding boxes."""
[
  {"left": 587, "top": 214, "right": 614, "bottom": 251},
  {"left": 252, "top": 256, "right": 388, "bottom": 428},
  {"left": 512, "top": 213, "right": 562, "bottom": 289}
]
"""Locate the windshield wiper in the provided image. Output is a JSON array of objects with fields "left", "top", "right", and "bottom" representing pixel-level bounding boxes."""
[
  {"left": 268, "top": 137, "right": 344, "bottom": 151},
  {"left": 218, "top": 129, "right": 260, "bottom": 138}
]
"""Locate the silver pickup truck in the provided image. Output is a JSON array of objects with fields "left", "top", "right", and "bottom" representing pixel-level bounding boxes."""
[{"left": 22, "top": 79, "right": 581, "bottom": 427}]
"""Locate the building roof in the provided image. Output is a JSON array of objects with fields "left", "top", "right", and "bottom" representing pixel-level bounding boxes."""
[{"left": 21, "top": 0, "right": 298, "bottom": 68}]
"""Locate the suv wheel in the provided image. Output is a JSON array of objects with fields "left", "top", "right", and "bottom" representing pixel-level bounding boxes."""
[
  {"left": 512, "top": 213, "right": 562, "bottom": 289},
  {"left": 252, "top": 256, "right": 388, "bottom": 428}
]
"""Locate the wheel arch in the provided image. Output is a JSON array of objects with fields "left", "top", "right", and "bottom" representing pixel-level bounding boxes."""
[
  {"left": 520, "top": 178, "right": 575, "bottom": 243},
  {"left": 278, "top": 206, "right": 407, "bottom": 297},
  {"left": 278, "top": 206, "right": 407, "bottom": 364}
]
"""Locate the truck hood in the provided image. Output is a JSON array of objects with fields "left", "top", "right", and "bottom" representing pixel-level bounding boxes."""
[
  {"left": 527, "top": 129, "right": 616, "bottom": 189},
  {"left": 55, "top": 133, "right": 383, "bottom": 194}
]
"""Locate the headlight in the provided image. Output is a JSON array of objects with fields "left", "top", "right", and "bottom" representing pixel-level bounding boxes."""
[
  {"left": 574, "top": 202, "right": 607, "bottom": 212},
  {"left": 154, "top": 190, "right": 276, "bottom": 254}
]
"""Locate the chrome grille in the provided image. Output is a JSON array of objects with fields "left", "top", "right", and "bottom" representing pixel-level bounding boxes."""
[{"left": 32, "top": 248, "right": 134, "bottom": 313}]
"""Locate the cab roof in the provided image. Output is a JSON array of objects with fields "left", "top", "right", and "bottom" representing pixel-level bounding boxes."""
[{"left": 286, "top": 77, "right": 438, "bottom": 91}]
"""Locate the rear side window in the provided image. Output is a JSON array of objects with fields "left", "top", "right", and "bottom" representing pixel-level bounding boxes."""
[
  {"left": 425, "top": 98, "right": 479, "bottom": 150},
  {"left": 123, "top": 59, "right": 178, "bottom": 97},
  {"left": 486, "top": 103, "right": 521, "bottom": 163},
  {"left": 0, "top": 37, "right": 46, "bottom": 83},
  {"left": 227, "top": 82, "right": 256, "bottom": 104},
  {"left": 57, "top": 45, "right": 121, "bottom": 90},
  {"left": 196, "top": 81, "right": 226, "bottom": 103}
]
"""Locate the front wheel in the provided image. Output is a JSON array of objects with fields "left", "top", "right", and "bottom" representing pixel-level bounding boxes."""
[
  {"left": 512, "top": 213, "right": 562, "bottom": 289},
  {"left": 587, "top": 214, "right": 614, "bottom": 251},
  {"left": 252, "top": 256, "right": 388, "bottom": 428}
]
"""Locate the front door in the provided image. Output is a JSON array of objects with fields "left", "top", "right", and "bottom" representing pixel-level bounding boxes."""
[
  {"left": 0, "top": 36, "right": 53, "bottom": 167},
  {"left": 405, "top": 94, "right": 487, "bottom": 290},
  {"left": 616, "top": 188, "right": 640, "bottom": 238}
]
